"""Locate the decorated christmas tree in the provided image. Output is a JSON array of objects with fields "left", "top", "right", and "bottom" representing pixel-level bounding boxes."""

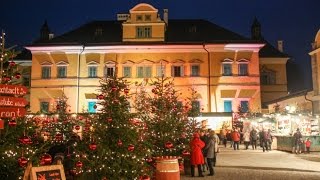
[
  {"left": 80, "top": 75, "right": 152, "bottom": 179},
  {"left": 134, "top": 76, "right": 191, "bottom": 158}
]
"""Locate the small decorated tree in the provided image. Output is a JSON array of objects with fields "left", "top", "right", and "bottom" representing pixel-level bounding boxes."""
[{"left": 80, "top": 76, "right": 152, "bottom": 179}]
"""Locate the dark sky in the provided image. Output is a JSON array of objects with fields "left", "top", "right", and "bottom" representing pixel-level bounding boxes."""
[{"left": 1, "top": 0, "right": 319, "bottom": 90}]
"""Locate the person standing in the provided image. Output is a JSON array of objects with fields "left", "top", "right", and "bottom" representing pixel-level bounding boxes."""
[
  {"left": 200, "top": 130, "right": 209, "bottom": 172},
  {"left": 250, "top": 128, "right": 258, "bottom": 150},
  {"left": 267, "top": 129, "right": 273, "bottom": 151},
  {"left": 261, "top": 129, "right": 269, "bottom": 152},
  {"left": 243, "top": 130, "right": 250, "bottom": 150},
  {"left": 232, "top": 129, "right": 240, "bottom": 150},
  {"left": 212, "top": 130, "right": 220, "bottom": 166},
  {"left": 305, "top": 138, "right": 312, "bottom": 153},
  {"left": 190, "top": 133, "right": 205, "bottom": 177},
  {"left": 220, "top": 128, "right": 227, "bottom": 148},
  {"left": 203, "top": 132, "right": 216, "bottom": 176},
  {"left": 293, "top": 128, "right": 303, "bottom": 154}
]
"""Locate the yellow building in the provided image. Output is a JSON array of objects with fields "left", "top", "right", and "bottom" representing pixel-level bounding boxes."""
[
  {"left": 309, "top": 29, "right": 320, "bottom": 114},
  {"left": 26, "top": 3, "right": 287, "bottom": 116}
]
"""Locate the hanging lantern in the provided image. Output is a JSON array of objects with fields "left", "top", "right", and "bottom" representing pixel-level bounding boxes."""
[
  {"left": 14, "top": 72, "right": 21, "bottom": 79},
  {"left": 75, "top": 161, "right": 83, "bottom": 168},
  {"left": 97, "top": 94, "right": 104, "bottom": 100},
  {"left": 89, "top": 142, "right": 97, "bottom": 151},
  {"left": 18, "top": 157, "right": 28, "bottom": 167},
  {"left": 8, "top": 120, "right": 17, "bottom": 127},
  {"left": 127, "top": 144, "right": 135, "bottom": 152},
  {"left": 165, "top": 141, "right": 173, "bottom": 149}
]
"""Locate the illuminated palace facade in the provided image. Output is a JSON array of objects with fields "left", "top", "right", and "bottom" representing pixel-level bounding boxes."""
[{"left": 26, "top": 3, "right": 288, "bottom": 115}]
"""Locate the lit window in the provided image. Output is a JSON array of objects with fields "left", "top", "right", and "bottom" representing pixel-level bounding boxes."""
[
  {"left": 88, "top": 66, "right": 97, "bottom": 78},
  {"left": 156, "top": 65, "right": 166, "bottom": 77},
  {"left": 222, "top": 64, "right": 232, "bottom": 76},
  {"left": 123, "top": 66, "right": 132, "bottom": 78},
  {"left": 171, "top": 66, "right": 184, "bottom": 77},
  {"left": 191, "top": 65, "right": 200, "bottom": 76},
  {"left": 57, "top": 66, "right": 67, "bottom": 78},
  {"left": 136, "top": 26, "right": 152, "bottom": 38},
  {"left": 104, "top": 66, "right": 115, "bottom": 77},
  {"left": 137, "top": 66, "right": 152, "bottom": 78},
  {"left": 224, "top": 100, "right": 232, "bottom": 112},
  {"left": 145, "top": 15, "right": 151, "bottom": 21},
  {"left": 41, "top": 66, "right": 51, "bottom": 79},
  {"left": 238, "top": 64, "right": 248, "bottom": 76},
  {"left": 136, "top": 15, "right": 143, "bottom": 21},
  {"left": 88, "top": 101, "right": 96, "bottom": 113},
  {"left": 40, "top": 102, "right": 49, "bottom": 113}
]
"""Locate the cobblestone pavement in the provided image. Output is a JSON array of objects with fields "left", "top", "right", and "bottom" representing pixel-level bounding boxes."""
[{"left": 181, "top": 145, "right": 320, "bottom": 180}]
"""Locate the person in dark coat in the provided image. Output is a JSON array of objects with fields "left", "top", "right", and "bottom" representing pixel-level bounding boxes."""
[
  {"left": 293, "top": 128, "right": 303, "bottom": 154},
  {"left": 190, "top": 133, "right": 205, "bottom": 177},
  {"left": 250, "top": 128, "right": 258, "bottom": 150},
  {"left": 204, "top": 132, "right": 216, "bottom": 176}
]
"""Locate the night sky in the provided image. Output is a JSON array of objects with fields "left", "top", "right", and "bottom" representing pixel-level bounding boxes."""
[{"left": 1, "top": 0, "right": 319, "bottom": 91}]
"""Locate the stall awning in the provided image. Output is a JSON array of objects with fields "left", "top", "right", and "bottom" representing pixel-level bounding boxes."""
[
  {"left": 238, "top": 89, "right": 257, "bottom": 98},
  {"left": 221, "top": 90, "right": 237, "bottom": 98}
]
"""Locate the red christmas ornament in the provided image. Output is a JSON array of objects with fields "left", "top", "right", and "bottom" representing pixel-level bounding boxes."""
[
  {"left": 2, "top": 76, "right": 11, "bottom": 82},
  {"left": 117, "top": 139, "right": 123, "bottom": 146},
  {"left": 55, "top": 133, "right": 63, "bottom": 141},
  {"left": 9, "top": 61, "right": 16, "bottom": 67},
  {"left": 124, "top": 88, "right": 129, "bottom": 94},
  {"left": 14, "top": 73, "right": 21, "bottom": 79},
  {"left": 84, "top": 127, "right": 90, "bottom": 132},
  {"left": 74, "top": 125, "right": 81, "bottom": 130},
  {"left": 8, "top": 120, "right": 17, "bottom": 127},
  {"left": 70, "top": 168, "right": 77, "bottom": 175},
  {"left": 40, "top": 153, "right": 52, "bottom": 165},
  {"left": 127, "top": 144, "right": 135, "bottom": 152},
  {"left": 165, "top": 141, "right": 173, "bottom": 149},
  {"left": 106, "top": 117, "right": 112, "bottom": 123},
  {"left": 75, "top": 161, "right": 83, "bottom": 168},
  {"left": 18, "top": 157, "right": 28, "bottom": 167},
  {"left": 97, "top": 94, "right": 104, "bottom": 100},
  {"left": 145, "top": 157, "right": 153, "bottom": 163},
  {"left": 19, "top": 136, "right": 32, "bottom": 145},
  {"left": 151, "top": 89, "right": 157, "bottom": 94},
  {"left": 140, "top": 175, "right": 150, "bottom": 180},
  {"left": 89, "top": 142, "right": 97, "bottom": 151},
  {"left": 111, "top": 86, "right": 117, "bottom": 91},
  {"left": 182, "top": 150, "right": 190, "bottom": 156},
  {"left": 93, "top": 105, "right": 97, "bottom": 109},
  {"left": 56, "top": 104, "right": 60, "bottom": 110}
]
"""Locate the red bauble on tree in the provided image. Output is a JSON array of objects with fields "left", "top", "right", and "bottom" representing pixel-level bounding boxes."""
[
  {"left": 9, "top": 61, "right": 16, "bottom": 67},
  {"left": 127, "top": 144, "right": 135, "bottom": 152},
  {"left": 145, "top": 157, "right": 153, "bottom": 163},
  {"left": 55, "top": 133, "right": 63, "bottom": 141},
  {"left": 97, "top": 94, "right": 104, "bottom": 100},
  {"left": 74, "top": 125, "right": 81, "bottom": 130},
  {"left": 182, "top": 150, "right": 190, "bottom": 156},
  {"left": 8, "top": 120, "right": 17, "bottom": 127},
  {"left": 106, "top": 117, "right": 112, "bottom": 123},
  {"left": 93, "top": 105, "right": 97, "bottom": 109},
  {"left": 139, "top": 175, "right": 150, "bottom": 180},
  {"left": 19, "top": 135, "right": 32, "bottom": 145},
  {"left": 14, "top": 72, "right": 21, "bottom": 79},
  {"left": 165, "top": 141, "right": 174, "bottom": 149},
  {"left": 40, "top": 153, "right": 52, "bottom": 165},
  {"left": 124, "top": 88, "right": 130, "bottom": 94},
  {"left": 75, "top": 161, "right": 83, "bottom": 168},
  {"left": 18, "top": 157, "right": 28, "bottom": 167},
  {"left": 111, "top": 86, "right": 117, "bottom": 91},
  {"left": 89, "top": 142, "right": 97, "bottom": 151},
  {"left": 117, "top": 139, "right": 123, "bottom": 146}
]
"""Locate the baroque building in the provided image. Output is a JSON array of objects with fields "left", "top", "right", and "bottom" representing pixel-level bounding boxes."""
[{"left": 26, "top": 3, "right": 288, "bottom": 117}]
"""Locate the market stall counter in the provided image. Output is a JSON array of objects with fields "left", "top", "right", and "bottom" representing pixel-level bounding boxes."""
[{"left": 276, "top": 136, "right": 320, "bottom": 152}]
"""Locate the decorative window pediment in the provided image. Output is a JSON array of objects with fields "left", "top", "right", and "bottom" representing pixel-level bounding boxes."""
[
  {"left": 40, "top": 61, "right": 53, "bottom": 66},
  {"left": 87, "top": 60, "right": 99, "bottom": 66},
  {"left": 56, "top": 61, "right": 69, "bottom": 66},
  {"left": 221, "top": 58, "right": 234, "bottom": 64},
  {"left": 236, "top": 58, "right": 250, "bottom": 64},
  {"left": 123, "top": 60, "right": 135, "bottom": 64},
  {"left": 138, "top": 59, "right": 154, "bottom": 64},
  {"left": 105, "top": 60, "right": 116, "bottom": 67},
  {"left": 189, "top": 59, "right": 203, "bottom": 64},
  {"left": 172, "top": 59, "right": 185, "bottom": 64}
]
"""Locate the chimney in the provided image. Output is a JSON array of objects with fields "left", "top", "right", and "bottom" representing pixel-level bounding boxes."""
[
  {"left": 163, "top": 9, "right": 168, "bottom": 25},
  {"left": 277, "top": 40, "right": 283, "bottom": 52}
]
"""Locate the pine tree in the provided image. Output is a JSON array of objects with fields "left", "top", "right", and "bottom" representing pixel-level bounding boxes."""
[
  {"left": 80, "top": 76, "right": 152, "bottom": 179},
  {"left": 135, "top": 76, "right": 190, "bottom": 158}
]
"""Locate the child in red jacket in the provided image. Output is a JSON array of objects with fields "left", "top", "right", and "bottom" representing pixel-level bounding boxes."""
[{"left": 305, "top": 138, "right": 312, "bottom": 153}]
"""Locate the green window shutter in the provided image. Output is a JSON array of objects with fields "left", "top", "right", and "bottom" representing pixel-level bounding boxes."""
[
  {"left": 137, "top": 67, "right": 144, "bottom": 78},
  {"left": 145, "top": 66, "right": 152, "bottom": 77}
]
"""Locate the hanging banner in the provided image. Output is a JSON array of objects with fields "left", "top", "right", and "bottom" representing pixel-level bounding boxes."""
[
  {"left": 0, "top": 96, "right": 28, "bottom": 107},
  {"left": 0, "top": 119, "right": 4, "bottom": 129},
  {"left": 0, "top": 84, "right": 27, "bottom": 95},
  {"left": 0, "top": 107, "right": 26, "bottom": 117}
]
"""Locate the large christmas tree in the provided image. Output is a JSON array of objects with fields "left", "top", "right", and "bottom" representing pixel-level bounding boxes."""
[
  {"left": 80, "top": 76, "right": 152, "bottom": 179},
  {"left": 134, "top": 76, "right": 191, "bottom": 158}
]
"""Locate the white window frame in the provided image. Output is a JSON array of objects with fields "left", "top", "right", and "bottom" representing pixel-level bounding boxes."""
[
  {"left": 171, "top": 59, "right": 185, "bottom": 77},
  {"left": 104, "top": 61, "right": 116, "bottom": 77},
  {"left": 237, "top": 59, "right": 249, "bottom": 76},
  {"left": 221, "top": 58, "right": 233, "bottom": 76},
  {"left": 41, "top": 61, "right": 53, "bottom": 79},
  {"left": 56, "top": 61, "right": 68, "bottom": 78}
]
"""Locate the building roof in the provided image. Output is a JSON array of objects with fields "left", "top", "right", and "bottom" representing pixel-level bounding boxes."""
[
  {"left": 259, "top": 40, "right": 290, "bottom": 58},
  {"left": 31, "top": 19, "right": 257, "bottom": 46},
  {"left": 264, "top": 89, "right": 312, "bottom": 105}
]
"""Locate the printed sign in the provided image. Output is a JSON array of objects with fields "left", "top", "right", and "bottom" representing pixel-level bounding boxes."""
[
  {"left": 0, "top": 84, "right": 27, "bottom": 95},
  {"left": 0, "top": 119, "right": 3, "bottom": 129},
  {"left": 0, "top": 96, "right": 27, "bottom": 107},
  {"left": 31, "top": 165, "right": 66, "bottom": 180},
  {"left": 0, "top": 107, "right": 26, "bottom": 117}
]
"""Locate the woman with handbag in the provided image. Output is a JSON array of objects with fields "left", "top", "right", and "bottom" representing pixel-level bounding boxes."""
[{"left": 204, "top": 132, "right": 216, "bottom": 176}]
